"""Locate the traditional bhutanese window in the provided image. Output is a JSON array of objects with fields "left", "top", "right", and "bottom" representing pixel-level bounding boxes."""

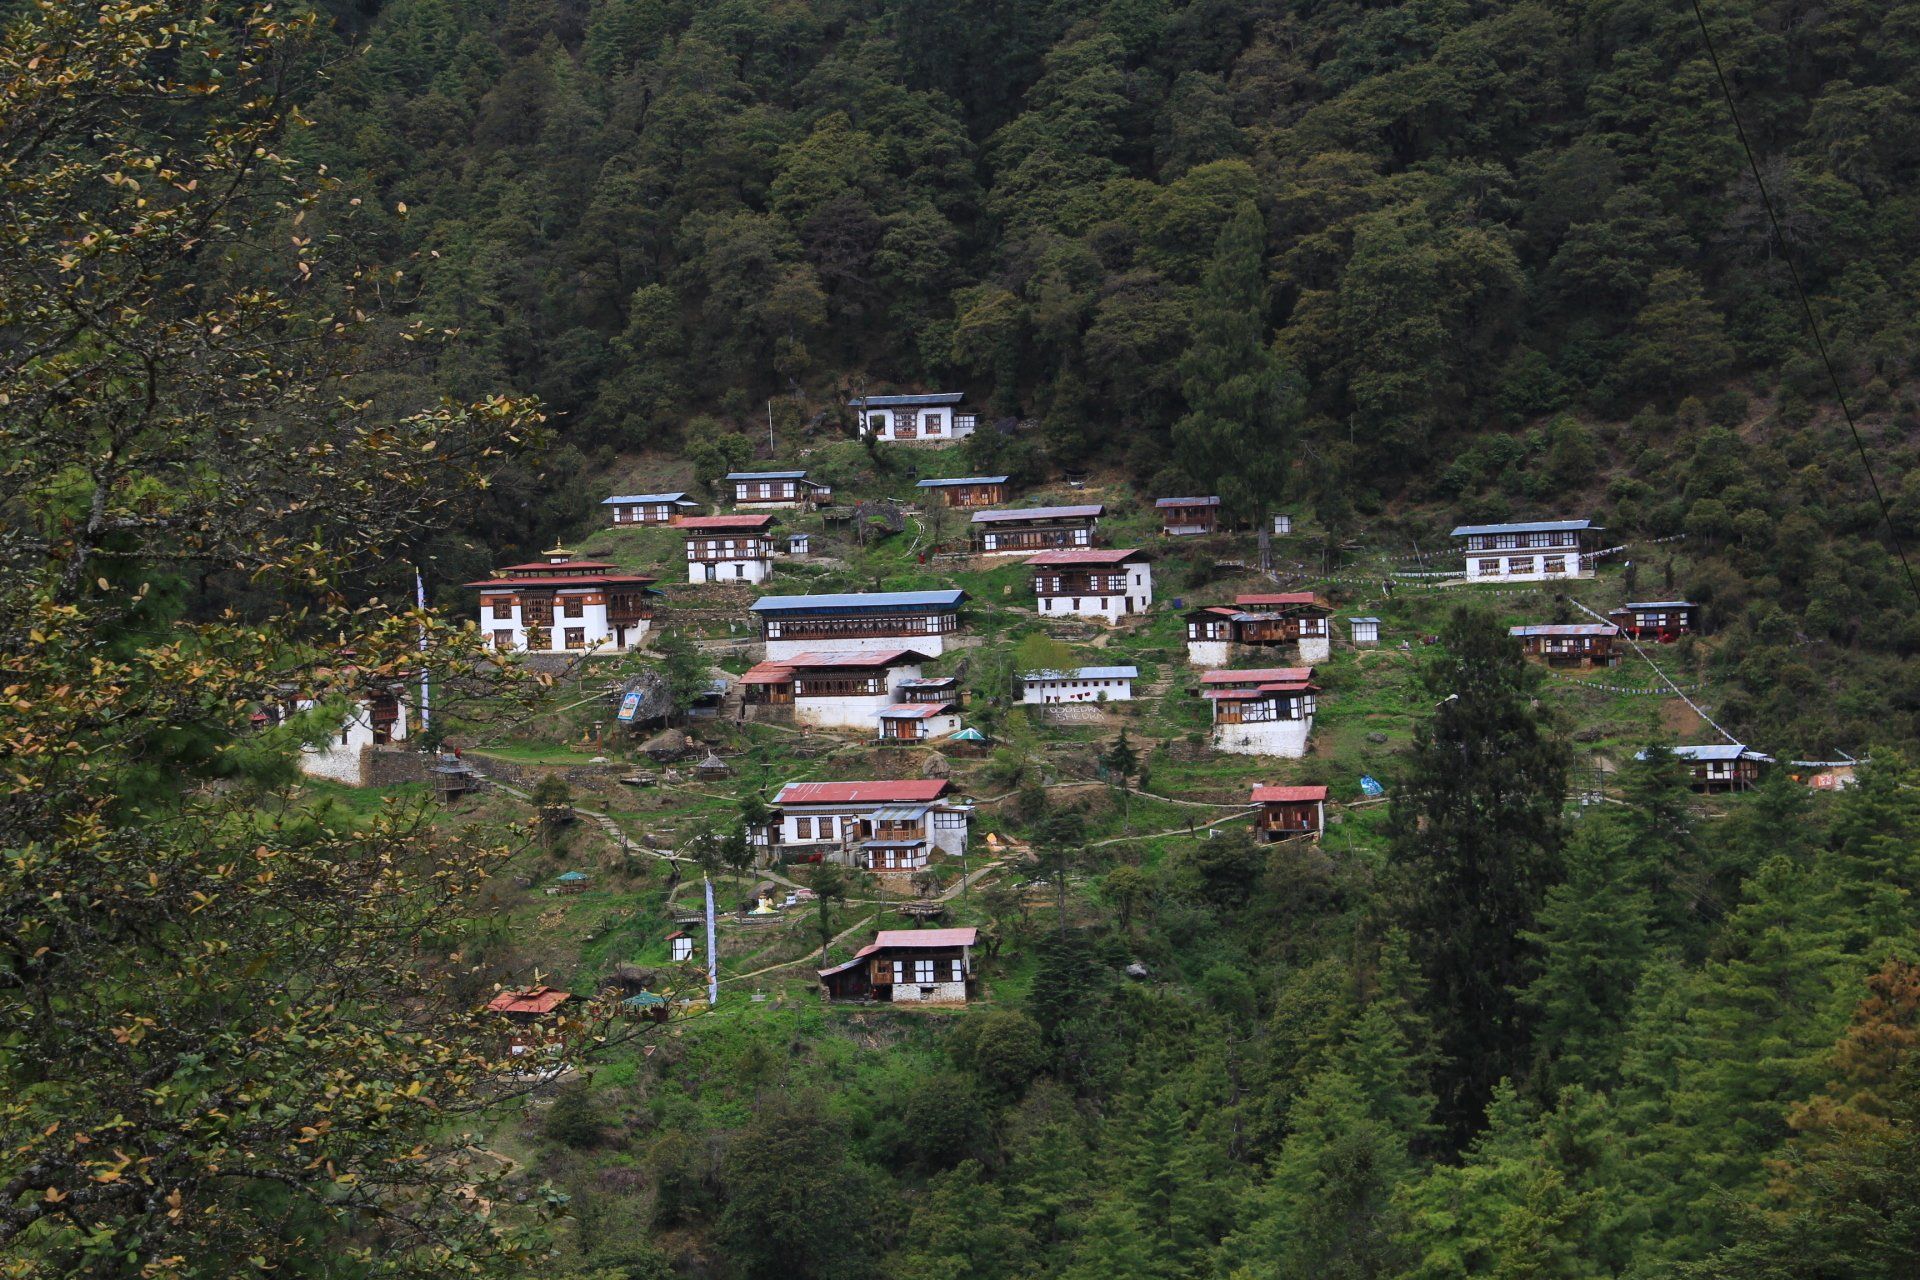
[
  {"left": 564, "top": 628, "right": 586, "bottom": 649},
  {"left": 913, "top": 959, "right": 936, "bottom": 983},
  {"left": 492, "top": 600, "right": 513, "bottom": 619}
]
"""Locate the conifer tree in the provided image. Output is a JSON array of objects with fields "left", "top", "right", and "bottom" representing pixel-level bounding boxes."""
[
  {"left": 1521, "top": 820, "right": 1654, "bottom": 1096},
  {"left": 1173, "top": 200, "right": 1303, "bottom": 522},
  {"left": 1388, "top": 607, "right": 1570, "bottom": 1143}
]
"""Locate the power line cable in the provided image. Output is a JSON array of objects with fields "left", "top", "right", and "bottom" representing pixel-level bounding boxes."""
[{"left": 1686, "top": 0, "right": 1920, "bottom": 611}]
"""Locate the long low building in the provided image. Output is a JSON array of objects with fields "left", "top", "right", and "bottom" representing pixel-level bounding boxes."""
[
  {"left": 916, "top": 475, "right": 1009, "bottom": 508},
  {"left": 603, "top": 491, "right": 702, "bottom": 525},
  {"left": 740, "top": 649, "right": 929, "bottom": 730},
  {"left": 751, "top": 589, "right": 967, "bottom": 660},
  {"left": 1020, "top": 666, "right": 1139, "bottom": 704},
  {"left": 970, "top": 505, "right": 1102, "bottom": 554},
  {"left": 770, "top": 778, "right": 972, "bottom": 872}
]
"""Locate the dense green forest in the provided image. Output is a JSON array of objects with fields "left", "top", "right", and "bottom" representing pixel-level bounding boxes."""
[
  {"left": 9, "top": 1, "right": 1920, "bottom": 1279},
  {"left": 307, "top": 0, "right": 1920, "bottom": 752}
]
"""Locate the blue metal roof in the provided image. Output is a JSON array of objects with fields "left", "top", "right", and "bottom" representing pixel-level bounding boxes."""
[
  {"left": 1450, "top": 519, "right": 1595, "bottom": 537},
  {"left": 971, "top": 504, "right": 1103, "bottom": 523},
  {"left": 750, "top": 589, "right": 967, "bottom": 614},
  {"left": 727, "top": 471, "right": 808, "bottom": 481},
  {"left": 1636, "top": 744, "right": 1769, "bottom": 762},
  {"left": 603, "top": 491, "right": 692, "bottom": 505},
  {"left": 917, "top": 476, "right": 1009, "bottom": 487},
  {"left": 850, "top": 392, "right": 966, "bottom": 407}
]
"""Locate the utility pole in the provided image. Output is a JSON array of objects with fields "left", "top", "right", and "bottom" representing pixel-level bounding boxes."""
[
  {"left": 766, "top": 398, "right": 775, "bottom": 456},
  {"left": 703, "top": 875, "right": 719, "bottom": 1006},
  {"left": 415, "top": 567, "right": 430, "bottom": 732}
]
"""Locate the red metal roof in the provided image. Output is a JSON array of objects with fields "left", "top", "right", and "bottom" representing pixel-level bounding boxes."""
[
  {"left": 468, "top": 572, "right": 659, "bottom": 589},
  {"left": 872, "top": 927, "right": 978, "bottom": 949},
  {"left": 1200, "top": 667, "right": 1313, "bottom": 685},
  {"left": 1204, "top": 682, "right": 1316, "bottom": 699},
  {"left": 1025, "top": 547, "right": 1147, "bottom": 566},
  {"left": 1251, "top": 784, "right": 1328, "bottom": 804},
  {"left": 782, "top": 649, "right": 930, "bottom": 669},
  {"left": 879, "top": 702, "right": 955, "bottom": 718},
  {"left": 680, "top": 514, "right": 775, "bottom": 531},
  {"left": 1235, "top": 592, "right": 1328, "bottom": 609},
  {"left": 739, "top": 662, "right": 796, "bottom": 685},
  {"left": 774, "top": 780, "right": 951, "bottom": 805},
  {"left": 498, "top": 558, "right": 619, "bottom": 573},
  {"left": 486, "top": 986, "right": 571, "bottom": 1015}
]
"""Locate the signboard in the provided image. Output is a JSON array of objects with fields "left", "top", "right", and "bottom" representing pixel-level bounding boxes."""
[{"left": 616, "top": 691, "right": 644, "bottom": 723}]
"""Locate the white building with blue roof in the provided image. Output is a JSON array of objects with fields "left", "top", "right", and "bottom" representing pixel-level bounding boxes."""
[
  {"left": 1449, "top": 518, "right": 1601, "bottom": 582},
  {"left": 850, "top": 392, "right": 977, "bottom": 444},
  {"left": 751, "top": 589, "right": 968, "bottom": 660}
]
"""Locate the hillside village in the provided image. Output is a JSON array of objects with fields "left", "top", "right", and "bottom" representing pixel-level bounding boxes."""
[{"left": 294, "top": 389, "right": 1840, "bottom": 1041}]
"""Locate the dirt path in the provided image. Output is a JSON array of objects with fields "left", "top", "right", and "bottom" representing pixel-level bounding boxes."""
[{"left": 1088, "top": 808, "right": 1254, "bottom": 847}]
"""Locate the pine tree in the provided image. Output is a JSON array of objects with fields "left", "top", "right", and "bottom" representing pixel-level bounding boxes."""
[
  {"left": 1173, "top": 200, "right": 1303, "bottom": 522},
  {"left": 1520, "top": 819, "right": 1654, "bottom": 1097},
  {"left": 1394, "top": 1081, "right": 1604, "bottom": 1280},
  {"left": 1388, "top": 606, "right": 1571, "bottom": 1143},
  {"left": 1613, "top": 743, "right": 1704, "bottom": 948}
]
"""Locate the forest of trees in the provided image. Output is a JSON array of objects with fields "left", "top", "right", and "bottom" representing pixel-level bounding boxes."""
[
  {"left": 8, "top": 0, "right": 1920, "bottom": 1277},
  {"left": 297, "top": 0, "right": 1920, "bottom": 752}
]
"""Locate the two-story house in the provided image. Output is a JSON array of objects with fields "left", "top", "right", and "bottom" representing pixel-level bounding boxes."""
[
  {"left": 1251, "top": 784, "right": 1327, "bottom": 842},
  {"left": 1608, "top": 600, "right": 1700, "bottom": 641},
  {"left": 1155, "top": 495, "right": 1221, "bottom": 536},
  {"left": 739, "top": 649, "right": 930, "bottom": 730},
  {"left": 1185, "top": 593, "right": 1332, "bottom": 665},
  {"left": 751, "top": 590, "right": 967, "bottom": 660},
  {"left": 1028, "top": 548, "right": 1153, "bottom": 622},
  {"left": 680, "top": 514, "right": 776, "bottom": 584},
  {"left": 769, "top": 779, "right": 972, "bottom": 872},
  {"left": 850, "top": 392, "right": 978, "bottom": 444},
  {"left": 818, "top": 927, "right": 978, "bottom": 1004},
  {"left": 1641, "top": 743, "right": 1772, "bottom": 792},
  {"left": 970, "top": 505, "right": 1103, "bottom": 554},
  {"left": 1451, "top": 519, "right": 1601, "bottom": 581},
  {"left": 1206, "top": 673, "right": 1319, "bottom": 757},
  {"left": 468, "top": 548, "right": 659, "bottom": 654}
]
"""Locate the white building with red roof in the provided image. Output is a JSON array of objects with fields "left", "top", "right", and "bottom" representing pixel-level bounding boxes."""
[
  {"left": 819, "top": 927, "right": 979, "bottom": 1003},
  {"left": 468, "top": 547, "right": 659, "bottom": 654},
  {"left": 1027, "top": 547, "right": 1153, "bottom": 622},
  {"left": 1203, "top": 670, "right": 1319, "bottom": 757},
  {"left": 739, "top": 649, "right": 929, "bottom": 730},
  {"left": 769, "top": 778, "right": 971, "bottom": 870},
  {"left": 680, "top": 513, "right": 776, "bottom": 585}
]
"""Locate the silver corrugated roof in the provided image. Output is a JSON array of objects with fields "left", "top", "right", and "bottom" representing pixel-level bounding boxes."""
[
  {"left": 1450, "top": 519, "right": 1595, "bottom": 536},
  {"left": 750, "top": 590, "right": 967, "bottom": 613}
]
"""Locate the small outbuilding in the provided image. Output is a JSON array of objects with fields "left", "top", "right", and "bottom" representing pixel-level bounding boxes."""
[
  {"left": 1251, "top": 784, "right": 1327, "bottom": 842},
  {"left": 1349, "top": 616, "right": 1381, "bottom": 647}
]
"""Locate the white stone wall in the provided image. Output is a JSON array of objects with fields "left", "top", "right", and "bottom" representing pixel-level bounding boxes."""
[
  {"left": 1461, "top": 552, "right": 1593, "bottom": 582},
  {"left": 687, "top": 557, "right": 770, "bottom": 585},
  {"left": 479, "top": 598, "right": 650, "bottom": 654},
  {"left": 1020, "top": 678, "right": 1134, "bottom": 704},
  {"left": 297, "top": 697, "right": 409, "bottom": 786},
  {"left": 1186, "top": 639, "right": 1233, "bottom": 668},
  {"left": 794, "top": 690, "right": 901, "bottom": 730},
  {"left": 1297, "top": 636, "right": 1331, "bottom": 664},
  {"left": 891, "top": 980, "right": 967, "bottom": 1004},
  {"left": 1212, "top": 717, "right": 1312, "bottom": 758},
  {"left": 1036, "top": 567, "right": 1152, "bottom": 623},
  {"left": 765, "top": 628, "right": 949, "bottom": 662},
  {"left": 883, "top": 711, "right": 963, "bottom": 739},
  {"left": 929, "top": 814, "right": 969, "bottom": 858}
]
